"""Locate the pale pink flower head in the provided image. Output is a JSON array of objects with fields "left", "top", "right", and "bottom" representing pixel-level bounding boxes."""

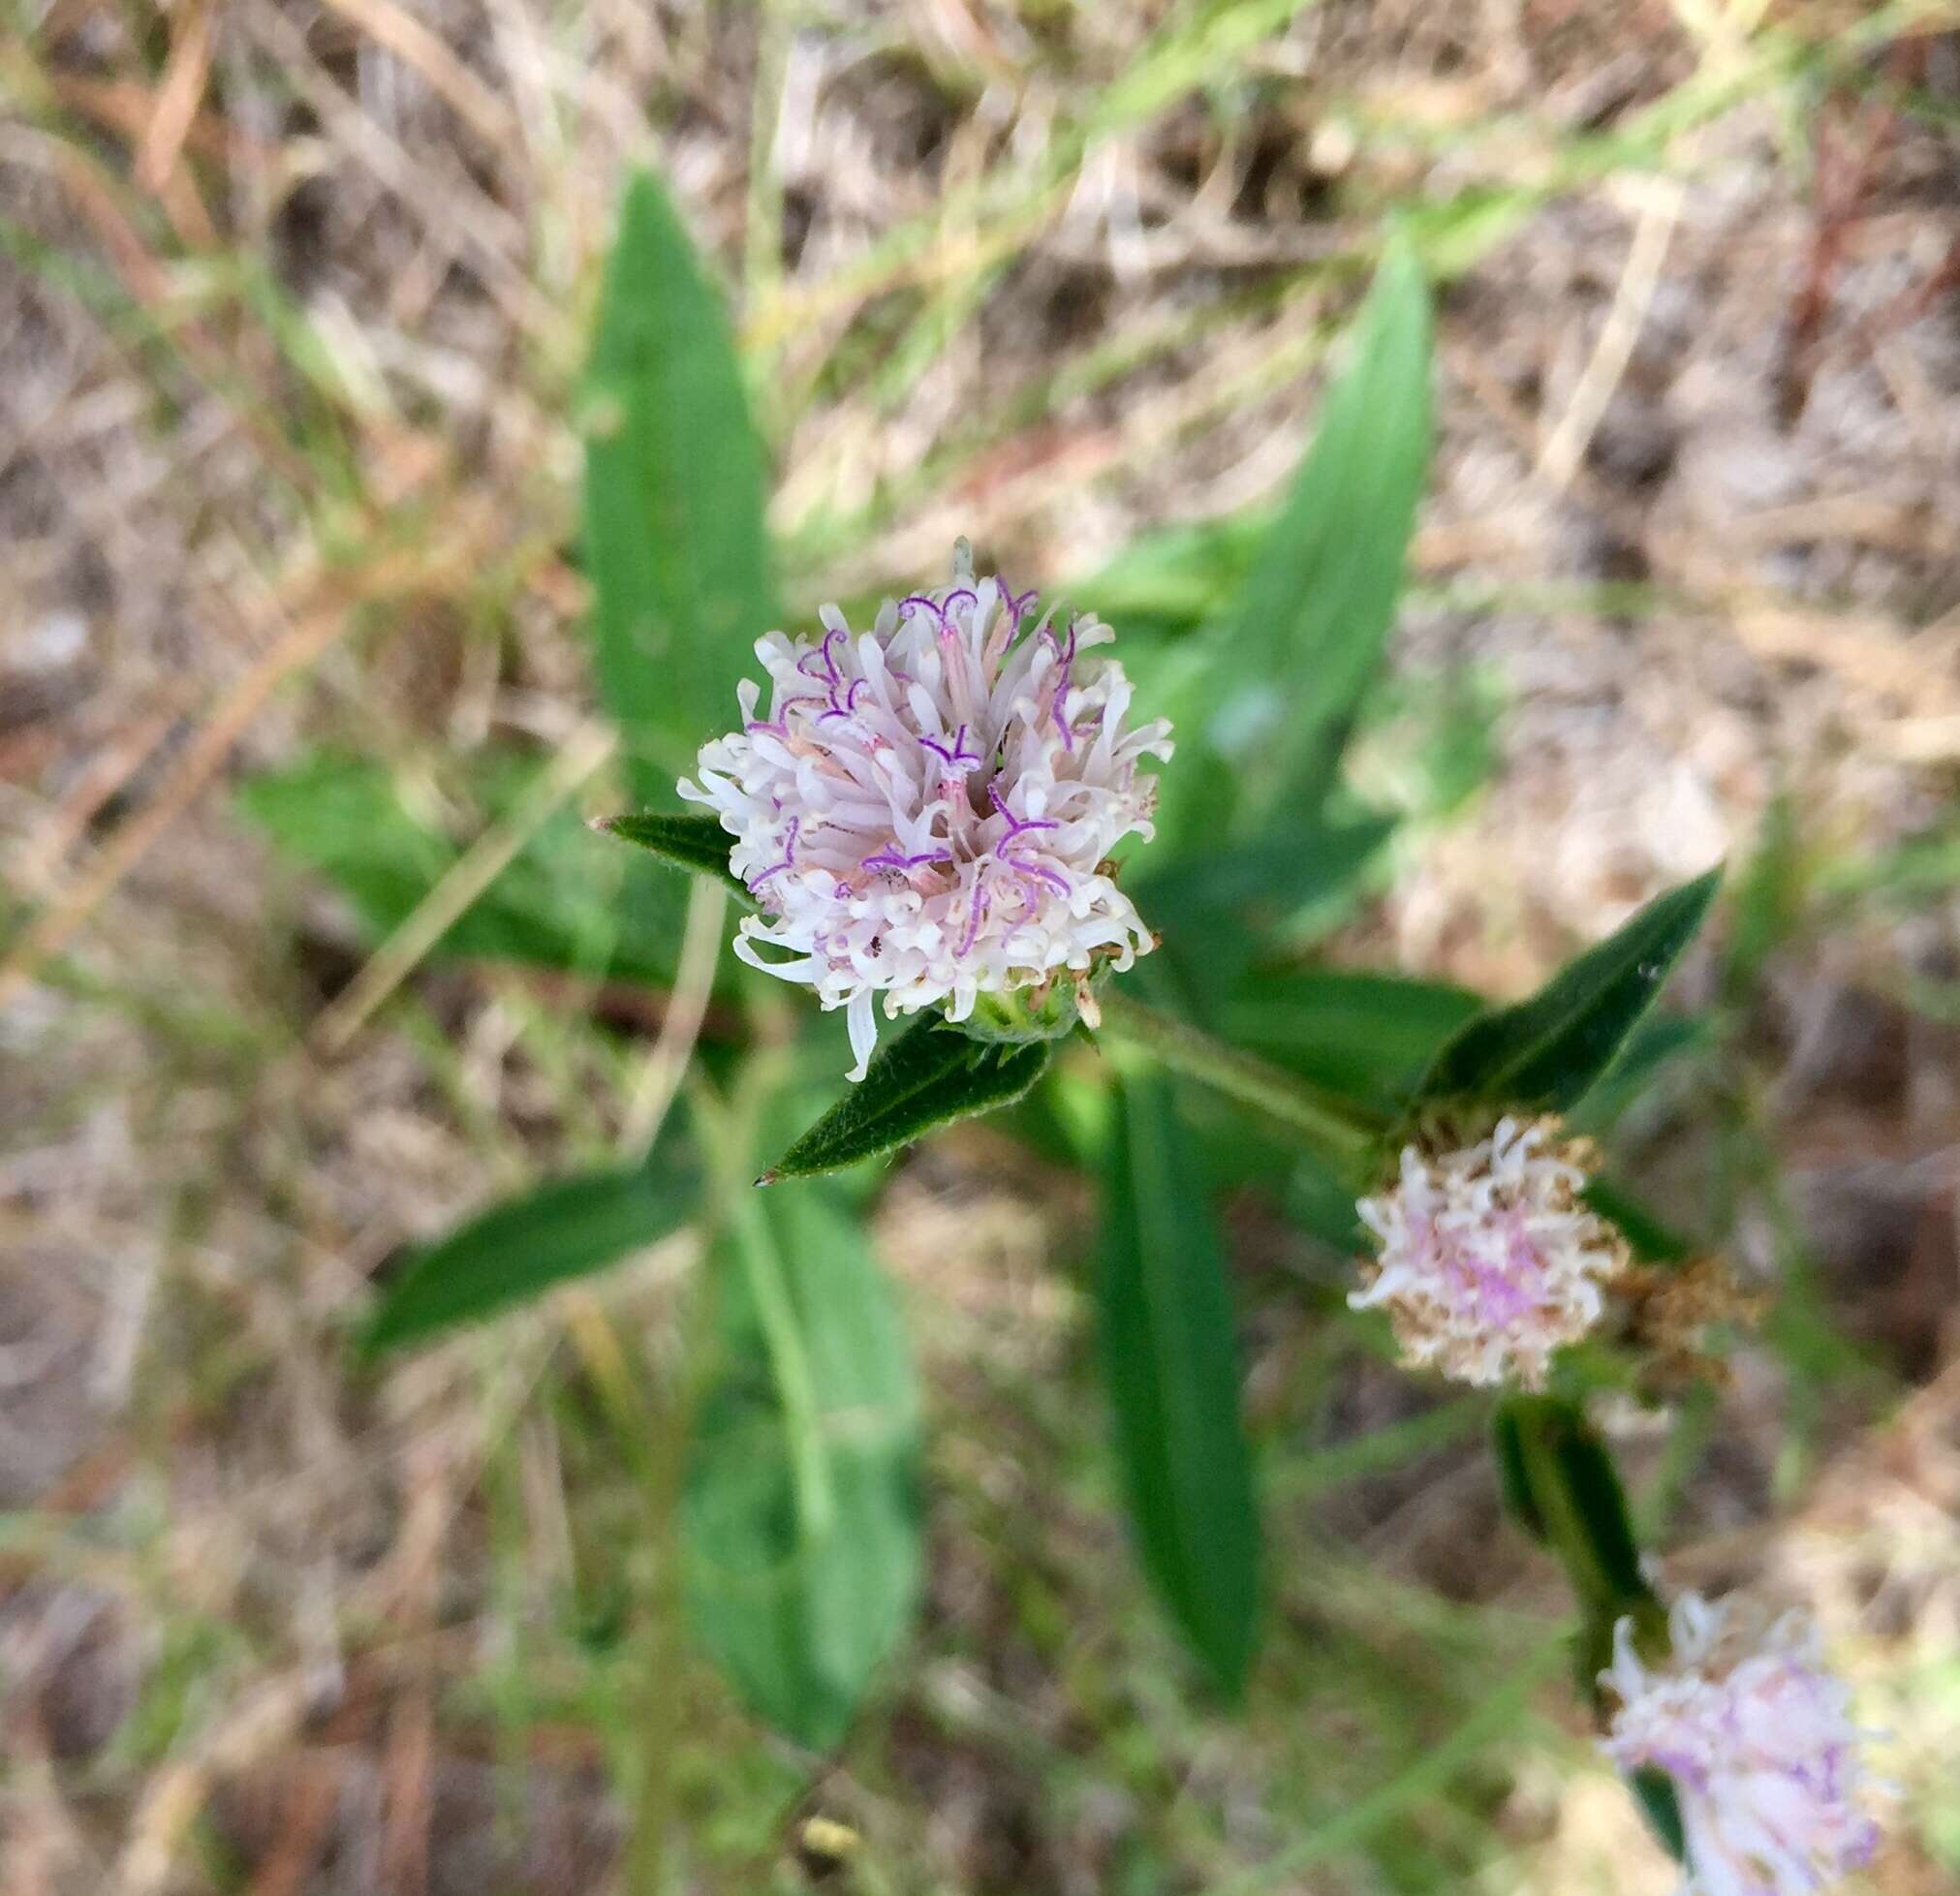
[
  {"left": 1351, "top": 1115, "right": 1629, "bottom": 1387},
  {"left": 1602, "top": 1593, "right": 1883, "bottom": 1896},
  {"left": 679, "top": 544, "right": 1171, "bottom": 1079}
]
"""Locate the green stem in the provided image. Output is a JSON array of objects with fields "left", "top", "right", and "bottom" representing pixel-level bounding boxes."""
[
  {"left": 620, "top": 1052, "right": 786, "bottom": 1895},
  {"left": 1096, "top": 988, "right": 1386, "bottom": 1183}
]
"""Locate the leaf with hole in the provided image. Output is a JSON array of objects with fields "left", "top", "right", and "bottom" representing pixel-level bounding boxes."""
[
  {"left": 682, "top": 1190, "right": 922, "bottom": 1749},
  {"left": 600, "top": 810, "right": 749, "bottom": 900},
  {"left": 583, "top": 171, "right": 776, "bottom": 804},
  {"left": 761, "top": 1014, "right": 1053, "bottom": 1183},
  {"left": 358, "top": 1147, "right": 698, "bottom": 1354},
  {"left": 1099, "top": 1071, "right": 1262, "bottom": 1697},
  {"left": 1414, "top": 868, "right": 1722, "bottom": 1114}
]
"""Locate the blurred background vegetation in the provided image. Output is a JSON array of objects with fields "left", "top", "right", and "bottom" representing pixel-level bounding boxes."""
[{"left": 5, "top": 1, "right": 1960, "bottom": 1891}]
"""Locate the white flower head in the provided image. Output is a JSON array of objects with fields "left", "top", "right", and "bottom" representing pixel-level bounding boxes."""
[
  {"left": 1602, "top": 1593, "right": 1883, "bottom": 1896},
  {"left": 1351, "top": 1115, "right": 1629, "bottom": 1387},
  {"left": 679, "top": 543, "right": 1172, "bottom": 1079}
]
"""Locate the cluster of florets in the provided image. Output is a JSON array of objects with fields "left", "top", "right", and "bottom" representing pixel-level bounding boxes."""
[
  {"left": 680, "top": 544, "right": 1171, "bottom": 1079},
  {"left": 1352, "top": 1115, "right": 1631, "bottom": 1387},
  {"left": 1602, "top": 1593, "right": 1883, "bottom": 1896}
]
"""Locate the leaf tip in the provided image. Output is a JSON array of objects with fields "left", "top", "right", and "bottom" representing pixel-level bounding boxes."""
[{"left": 754, "top": 1169, "right": 779, "bottom": 1188}]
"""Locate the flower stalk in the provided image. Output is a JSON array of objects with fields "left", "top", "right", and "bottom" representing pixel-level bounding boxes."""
[{"left": 1095, "top": 987, "right": 1385, "bottom": 1184}]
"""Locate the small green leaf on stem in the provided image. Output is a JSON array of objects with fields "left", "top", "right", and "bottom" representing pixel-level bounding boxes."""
[
  {"left": 600, "top": 810, "right": 750, "bottom": 900},
  {"left": 761, "top": 1014, "right": 1052, "bottom": 1183}
]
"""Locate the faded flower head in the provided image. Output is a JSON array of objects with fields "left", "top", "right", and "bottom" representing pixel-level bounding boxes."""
[
  {"left": 1602, "top": 1593, "right": 1882, "bottom": 1896},
  {"left": 1351, "top": 1115, "right": 1629, "bottom": 1387},
  {"left": 679, "top": 543, "right": 1171, "bottom": 1079}
]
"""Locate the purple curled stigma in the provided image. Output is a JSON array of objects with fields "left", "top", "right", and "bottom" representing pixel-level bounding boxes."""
[
  {"left": 1004, "top": 584, "right": 1038, "bottom": 629},
  {"left": 919, "top": 723, "right": 981, "bottom": 770},
  {"left": 1011, "top": 859, "right": 1072, "bottom": 899},
  {"left": 1045, "top": 617, "right": 1080, "bottom": 751},
  {"left": 747, "top": 815, "right": 800, "bottom": 890},
  {"left": 859, "top": 845, "right": 952, "bottom": 876},
  {"left": 942, "top": 587, "right": 979, "bottom": 619},
  {"left": 818, "top": 676, "right": 869, "bottom": 723},
  {"left": 898, "top": 594, "right": 949, "bottom": 629},
  {"left": 797, "top": 626, "right": 846, "bottom": 687},
  {"left": 988, "top": 779, "right": 1059, "bottom": 844},
  {"left": 957, "top": 879, "right": 988, "bottom": 955}
]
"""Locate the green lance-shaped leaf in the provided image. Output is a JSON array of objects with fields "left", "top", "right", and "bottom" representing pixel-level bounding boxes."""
[
  {"left": 1493, "top": 1394, "right": 1663, "bottom": 1708},
  {"left": 1631, "top": 1766, "right": 1689, "bottom": 1864},
  {"left": 358, "top": 1146, "right": 699, "bottom": 1355},
  {"left": 1492, "top": 1396, "right": 1648, "bottom": 1608},
  {"left": 583, "top": 172, "right": 776, "bottom": 806},
  {"left": 1226, "top": 233, "right": 1434, "bottom": 816},
  {"left": 599, "top": 810, "right": 750, "bottom": 901},
  {"left": 682, "top": 1189, "right": 922, "bottom": 1749},
  {"left": 1415, "top": 867, "right": 1723, "bottom": 1114},
  {"left": 1496, "top": 1399, "right": 1687, "bottom": 1869},
  {"left": 760, "top": 1014, "right": 1053, "bottom": 1184},
  {"left": 1099, "top": 1070, "right": 1262, "bottom": 1697}
]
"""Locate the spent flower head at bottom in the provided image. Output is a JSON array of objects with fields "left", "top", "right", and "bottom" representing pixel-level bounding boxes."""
[
  {"left": 1352, "top": 1115, "right": 1630, "bottom": 1387},
  {"left": 1602, "top": 1593, "right": 1883, "bottom": 1896},
  {"left": 680, "top": 544, "right": 1172, "bottom": 1079}
]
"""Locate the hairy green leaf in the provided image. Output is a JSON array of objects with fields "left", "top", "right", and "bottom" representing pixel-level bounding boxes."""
[
  {"left": 1099, "top": 1072, "right": 1262, "bottom": 1697},
  {"left": 682, "top": 1190, "right": 921, "bottom": 1749},
  {"left": 761, "top": 1015, "right": 1052, "bottom": 1183},
  {"left": 583, "top": 172, "right": 775, "bottom": 804},
  {"left": 600, "top": 810, "right": 749, "bottom": 899},
  {"left": 1416, "top": 868, "right": 1722, "bottom": 1113},
  {"left": 358, "top": 1151, "right": 697, "bottom": 1354}
]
